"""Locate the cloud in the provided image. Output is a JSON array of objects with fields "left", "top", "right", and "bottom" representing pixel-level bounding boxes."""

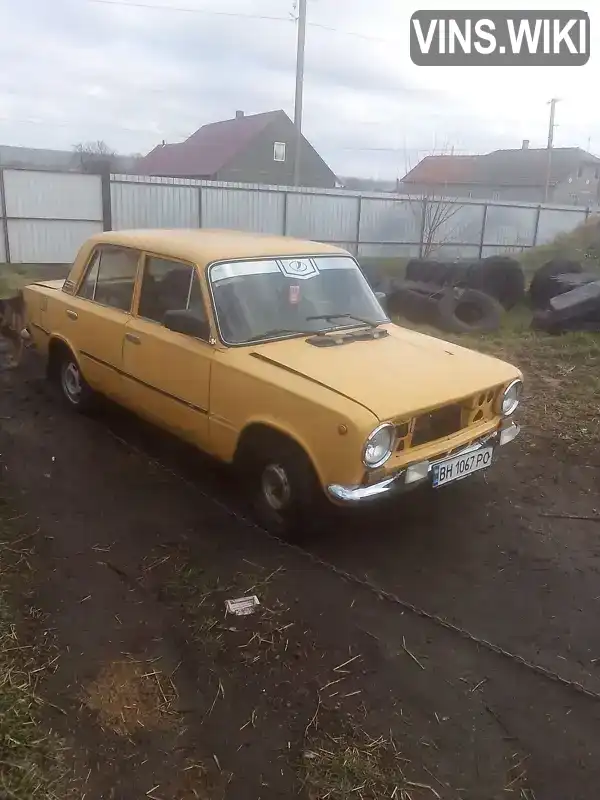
[{"left": 0, "top": 0, "right": 598, "bottom": 178}]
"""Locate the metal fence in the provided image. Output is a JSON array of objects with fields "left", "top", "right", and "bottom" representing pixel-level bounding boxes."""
[{"left": 0, "top": 167, "right": 593, "bottom": 265}]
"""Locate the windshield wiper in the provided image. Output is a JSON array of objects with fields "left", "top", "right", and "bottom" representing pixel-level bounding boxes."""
[
  {"left": 306, "top": 313, "right": 382, "bottom": 328},
  {"left": 245, "top": 328, "right": 316, "bottom": 342}
]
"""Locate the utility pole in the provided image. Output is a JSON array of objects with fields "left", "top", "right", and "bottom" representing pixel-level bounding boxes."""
[
  {"left": 292, "top": 0, "right": 307, "bottom": 187},
  {"left": 544, "top": 97, "right": 559, "bottom": 203}
]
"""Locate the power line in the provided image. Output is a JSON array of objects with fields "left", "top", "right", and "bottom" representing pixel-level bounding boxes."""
[
  {"left": 87, "top": 0, "right": 294, "bottom": 22},
  {"left": 85, "top": 0, "right": 397, "bottom": 42}
]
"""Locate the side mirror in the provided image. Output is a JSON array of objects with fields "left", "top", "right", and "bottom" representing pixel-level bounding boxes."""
[
  {"left": 375, "top": 291, "right": 387, "bottom": 310},
  {"left": 163, "top": 309, "right": 211, "bottom": 340}
]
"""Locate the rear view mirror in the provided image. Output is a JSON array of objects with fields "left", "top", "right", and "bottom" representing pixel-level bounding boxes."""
[{"left": 163, "top": 309, "right": 211, "bottom": 340}]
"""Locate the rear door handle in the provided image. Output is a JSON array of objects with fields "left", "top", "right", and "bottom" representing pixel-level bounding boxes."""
[
  {"left": 66, "top": 310, "right": 78, "bottom": 320},
  {"left": 125, "top": 333, "right": 141, "bottom": 345}
]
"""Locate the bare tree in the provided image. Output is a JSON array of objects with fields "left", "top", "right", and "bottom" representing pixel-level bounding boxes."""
[
  {"left": 413, "top": 191, "right": 465, "bottom": 258},
  {"left": 72, "top": 140, "right": 118, "bottom": 174}
]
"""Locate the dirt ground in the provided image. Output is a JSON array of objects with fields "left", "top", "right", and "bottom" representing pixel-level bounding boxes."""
[{"left": 2, "top": 325, "right": 600, "bottom": 799}]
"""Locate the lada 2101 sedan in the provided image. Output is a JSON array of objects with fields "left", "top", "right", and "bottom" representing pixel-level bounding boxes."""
[{"left": 22, "top": 229, "right": 523, "bottom": 536}]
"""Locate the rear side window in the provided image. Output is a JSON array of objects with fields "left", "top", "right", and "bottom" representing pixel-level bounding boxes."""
[{"left": 77, "top": 247, "right": 139, "bottom": 312}]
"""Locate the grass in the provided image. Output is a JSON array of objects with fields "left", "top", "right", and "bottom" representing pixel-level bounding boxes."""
[
  {"left": 0, "top": 263, "right": 69, "bottom": 299},
  {"left": 0, "top": 500, "right": 76, "bottom": 799},
  {"left": 519, "top": 214, "right": 600, "bottom": 275}
]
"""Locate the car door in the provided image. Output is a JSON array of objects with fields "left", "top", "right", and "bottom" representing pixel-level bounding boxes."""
[
  {"left": 122, "top": 254, "right": 214, "bottom": 451},
  {"left": 62, "top": 245, "right": 141, "bottom": 402}
]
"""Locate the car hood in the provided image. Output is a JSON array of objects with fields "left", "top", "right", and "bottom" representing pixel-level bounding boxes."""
[{"left": 251, "top": 323, "right": 521, "bottom": 421}]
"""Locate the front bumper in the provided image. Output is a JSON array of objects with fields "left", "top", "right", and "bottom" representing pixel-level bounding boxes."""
[{"left": 326, "top": 421, "right": 520, "bottom": 506}]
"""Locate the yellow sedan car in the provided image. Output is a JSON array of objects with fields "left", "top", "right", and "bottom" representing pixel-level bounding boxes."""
[{"left": 22, "top": 229, "right": 523, "bottom": 536}]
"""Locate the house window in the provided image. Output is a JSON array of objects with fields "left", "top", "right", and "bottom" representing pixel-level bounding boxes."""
[{"left": 273, "top": 142, "right": 286, "bottom": 162}]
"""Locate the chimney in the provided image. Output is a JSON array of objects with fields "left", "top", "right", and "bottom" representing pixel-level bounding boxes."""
[
  {"left": 522, "top": 139, "right": 530, "bottom": 150},
  {"left": 235, "top": 110, "right": 244, "bottom": 119}
]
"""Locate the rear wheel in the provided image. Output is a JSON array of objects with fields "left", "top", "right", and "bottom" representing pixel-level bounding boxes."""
[{"left": 51, "top": 346, "right": 96, "bottom": 413}]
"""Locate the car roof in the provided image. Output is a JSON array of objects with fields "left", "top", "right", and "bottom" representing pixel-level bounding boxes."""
[{"left": 86, "top": 229, "right": 350, "bottom": 265}]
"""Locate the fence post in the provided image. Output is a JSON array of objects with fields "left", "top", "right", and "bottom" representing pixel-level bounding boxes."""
[
  {"left": 478, "top": 203, "right": 488, "bottom": 259},
  {"left": 417, "top": 197, "right": 427, "bottom": 258},
  {"left": 100, "top": 167, "right": 112, "bottom": 231},
  {"left": 532, "top": 205, "right": 542, "bottom": 247},
  {"left": 0, "top": 169, "right": 10, "bottom": 263},
  {"left": 282, "top": 191, "right": 288, "bottom": 235},
  {"left": 355, "top": 195, "right": 362, "bottom": 257}
]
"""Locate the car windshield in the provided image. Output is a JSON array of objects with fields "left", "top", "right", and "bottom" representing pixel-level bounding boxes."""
[{"left": 209, "top": 255, "right": 388, "bottom": 344}]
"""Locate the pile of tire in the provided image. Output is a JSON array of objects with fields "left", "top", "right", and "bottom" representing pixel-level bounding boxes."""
[
  {"left": 382, "top": 255, "right": 525, "bottom": 334},
  {"left": 386, "top": 280, "right": 503, "bottom": 334},
  {"left": 405, "top": 255, "right": 525, "bottom": 311},
  {"left": 528, "top": 258, "right": 600, "bottom": 334}
]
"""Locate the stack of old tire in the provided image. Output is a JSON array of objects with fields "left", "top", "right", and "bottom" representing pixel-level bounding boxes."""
[
  {"left": 529, "top": 258, "right": 600, "bottom": 334},
  {"left": 382, "top": 256, "right": 525, "bottom": 334}
]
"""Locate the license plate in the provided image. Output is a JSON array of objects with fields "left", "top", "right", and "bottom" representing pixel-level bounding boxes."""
[{"left": 432, "top": 446, "right": 493, "bottom": 488}]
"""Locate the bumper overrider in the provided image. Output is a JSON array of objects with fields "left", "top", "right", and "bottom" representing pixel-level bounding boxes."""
[{"left": 327, "top": 420, "right": 520, "bottom": 505}]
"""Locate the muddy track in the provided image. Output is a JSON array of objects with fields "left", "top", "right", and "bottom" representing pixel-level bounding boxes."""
[{"left": 1, "top": 357, "right": 600, "bottom": 798}]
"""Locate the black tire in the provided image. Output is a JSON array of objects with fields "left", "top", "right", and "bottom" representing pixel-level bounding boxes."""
[
  {"left": 529, "top": 258, "right": 582, "bottom": 310},
  {"left": 237, "top": 432, "right": 324, "bottom": 540},
  {"left": 468, "top": 256, "right": 525, "bottom": 311},
  {"left": 50, "top": 345, "right": 96, "bottom": 413},
  {"left": 386, "top": 283, "right": 441, "bottom": 324},
  {"left": 435, "top": 287, "right": 503, "bottom": 334},
  {"left": 405, "top": 259, "right": 447, "bottom": 285}
]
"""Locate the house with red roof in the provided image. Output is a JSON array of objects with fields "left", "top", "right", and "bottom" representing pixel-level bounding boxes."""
[
  {"left": 400, "top": 142, "right": 600, "bottom": 205},
  {"left": 136, "top": 110, "right": 338, "bottom": 189}
]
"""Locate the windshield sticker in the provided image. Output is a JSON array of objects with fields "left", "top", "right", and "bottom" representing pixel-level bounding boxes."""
[
  {"left": 289, "top": 285, "right": 300, "bottom": 304},
  {"left": 279, "top": 258, "right": 319, "bottom": 280}
]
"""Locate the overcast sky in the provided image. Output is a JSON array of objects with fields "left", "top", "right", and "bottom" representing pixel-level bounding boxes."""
[{"left": 0, "top": 0, "right": 598, "bottom": 178}]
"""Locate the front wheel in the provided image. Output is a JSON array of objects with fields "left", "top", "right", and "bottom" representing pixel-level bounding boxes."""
[{"left": 242, "top": 436, "right": 325, "bottom": 541}]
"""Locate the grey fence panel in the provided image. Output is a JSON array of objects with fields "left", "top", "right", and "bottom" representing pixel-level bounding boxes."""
[
  {"left": 358, "top": 243, "right": 420, "bottom": 259},
  {"left": 285, "top": 193, "right": 359, "bottom": 241},
  {"left": 111, "top": 181, "right": 199, "bottom": 230},
  {"left": 481, "top": 245, "right": 528, "bottom": 258},
  {"left": 536, "top": 206, "right": 587, "bottom": 245},
  {"left": 7, "top": 219, "right": 102, "bottom": 263},
  {"left": 359, "top": 198, "right": 421, "bottom": 245},
  {"left": 3, "top": 170, "right": 102, "bottom": 221},
  {"left": 201, "top": 187, "right": 284, "bottom": 234},
  {"left": 483, "top": 204, "right": 538, "bottom": 247},
  {"left": 428, "top": 244, "right": 481, "bottom": 260},
  {"left": 429, "top": 201, "right": 485, "bottom": 245}
]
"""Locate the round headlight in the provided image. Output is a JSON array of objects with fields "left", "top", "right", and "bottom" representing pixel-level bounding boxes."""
[
  {"left": 362, "top": 423, "right": 395, "bottom": 469},
  {"left": 500, "top": 379, "right": 522, "bottom": 416}
]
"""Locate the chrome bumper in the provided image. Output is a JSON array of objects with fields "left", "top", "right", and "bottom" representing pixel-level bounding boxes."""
[{"left": 326, "top": 421, "right": 520, "bottom": 506}]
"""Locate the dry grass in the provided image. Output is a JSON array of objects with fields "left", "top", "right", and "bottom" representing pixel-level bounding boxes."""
[
  {"left": 301, "top": 722, "right": 441, "bottom": 800},
  {"left": 0, "top": 504, "right": 76, "bottom": 799},
  {"left": 81, "top": 659, "right": 179, "bottom": 736}
]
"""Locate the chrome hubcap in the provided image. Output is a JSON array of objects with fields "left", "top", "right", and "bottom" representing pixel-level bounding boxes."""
[
  {"left": 261, "top": 464, "right": 291, "bottom": 512},
  {"left": 61, "top": 361, "right": 82, "bottom": 403}
]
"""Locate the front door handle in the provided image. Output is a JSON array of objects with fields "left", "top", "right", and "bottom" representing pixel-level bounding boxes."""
[
  {"left": 66, "top": 310, "right": 78, "bottom": 320},
  {"left": 125, "top": 333, "right": 141, "bottom": 345}
]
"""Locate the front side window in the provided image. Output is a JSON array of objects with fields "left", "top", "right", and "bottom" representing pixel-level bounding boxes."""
[
  {"left": 138, "top": 256, "right": 208, "bottom": 336},
  {"left": 77, "top": 246, "right": 139, "bottom": 312},
  {"left": 209, "top": 255, "right": 387, "bottom": 345}
]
